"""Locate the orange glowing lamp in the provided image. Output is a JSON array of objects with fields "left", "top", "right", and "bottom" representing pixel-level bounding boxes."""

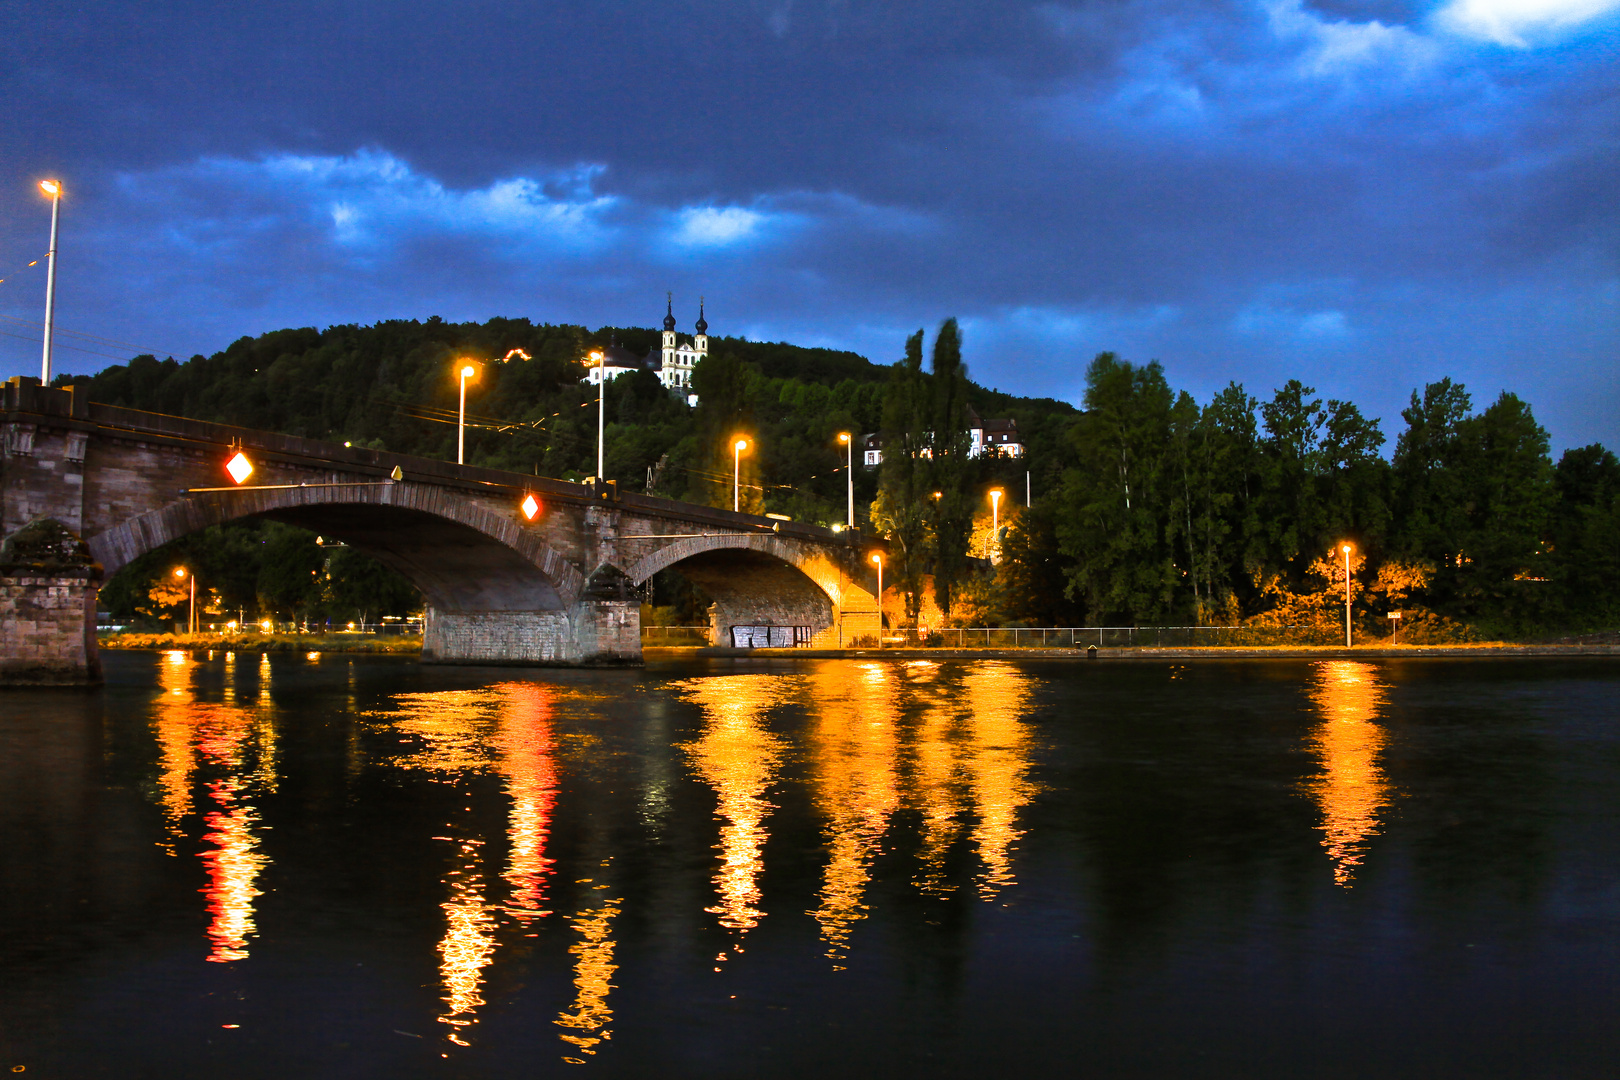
[
  {"left": 226, "top": 451, "right": 254, "bottom": 484},
  {"left": 520, "top": 493, "right": 541, "bottom": 521}
]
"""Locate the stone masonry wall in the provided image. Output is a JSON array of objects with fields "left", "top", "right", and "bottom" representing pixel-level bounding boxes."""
[
  {"left": 422, "top": 609, "right": 572, "bottom": 664},
  {"left": 0, "top": 576, "right": 101, "bottom": 685},
  {"left": 569, "top": 600, "right": 641, "bottom": 665}
]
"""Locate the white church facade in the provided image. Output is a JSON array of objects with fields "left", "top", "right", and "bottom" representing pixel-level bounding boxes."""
[{"left": 581, "top": 295, "right": 708, "bottom": 406}]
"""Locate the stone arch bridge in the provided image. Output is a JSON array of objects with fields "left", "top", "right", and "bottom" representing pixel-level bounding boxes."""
[{"left": 1, "top": 379, "right": 882, "bottom": 684}]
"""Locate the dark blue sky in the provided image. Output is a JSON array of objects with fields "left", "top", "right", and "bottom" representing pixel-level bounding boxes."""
[{"left": 2, "top": 0, "right": 1614, "bottom": 449}]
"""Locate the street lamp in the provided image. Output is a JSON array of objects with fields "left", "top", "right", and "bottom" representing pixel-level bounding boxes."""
[
  {"left": 837, "top": 432, "right": 854, "bottom": 530},
  {"left": 989, "top": 489, "right": 1003, "bottom": 558},
  {"left": 870, "top": 552, "right": 883, "bottom": 650},
  {"left": 38, "top": 180, "right": 62, "bottom": 384},
  {"left": 1341, "top": 543, "right": 1353, "bottom": 648},
  {"left": 590, "top": 350, "right": 605, "bottom": 482},
  {"left": 456, "top": 362, "right": 477, "bottom": 465},
  {"left": 733, "top": 438, "right": 749, "bottom": 513},
  {"left": 174, "top": 566, "right": 196, "bottom": 635}
]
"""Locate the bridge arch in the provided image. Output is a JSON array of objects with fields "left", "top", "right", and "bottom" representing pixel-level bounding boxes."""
[
  {"left": 625, "top": 532, "right": 874, "bottom": 644},
  {"left": 85, "top": 482, "right": 584, "bottom": 612}
]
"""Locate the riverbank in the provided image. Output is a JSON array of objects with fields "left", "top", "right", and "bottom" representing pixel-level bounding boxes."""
[{"left": 645, "top": 643, "right": 1620, "bottom": 660}]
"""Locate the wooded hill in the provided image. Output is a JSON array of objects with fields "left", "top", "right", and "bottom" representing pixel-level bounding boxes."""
[{"left": 64, "top": 316, "right": 1618, "bottom": 639}]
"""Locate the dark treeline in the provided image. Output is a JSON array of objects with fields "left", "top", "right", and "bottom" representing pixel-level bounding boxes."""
[
  {"left": 964, "top": 354, "right": 1618, "bottom": 640},
  {"left": 68, "top": 316, "right": 1616, "bottom": 638}
]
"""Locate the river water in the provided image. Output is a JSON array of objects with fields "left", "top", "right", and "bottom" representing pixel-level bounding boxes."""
[{"left": 1, "top": 652, "right": 1616, "bottom": 1078}]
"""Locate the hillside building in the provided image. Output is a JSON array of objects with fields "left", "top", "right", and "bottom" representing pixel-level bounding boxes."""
[
  {"left": 861, "top": 407, "right": 1025, "bottom": 467},
  {"left": 581, "top": 295, "right": 707, "bottom": 407}
]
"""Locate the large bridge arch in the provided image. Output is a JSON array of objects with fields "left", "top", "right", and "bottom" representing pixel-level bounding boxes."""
[{"left": 85, "top": 481, "right": 584, "bottom": 612}]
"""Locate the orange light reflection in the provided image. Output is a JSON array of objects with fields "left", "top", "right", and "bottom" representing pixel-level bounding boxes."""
[
  {"left": 678, "top": 675, "right": 792, "bottom": 943},
  {"left": 1307, "top": 660, "right": 1390, "bottom": 887},
  {"left": 805, "top": 663, "right": 899, "bottom": 965}
]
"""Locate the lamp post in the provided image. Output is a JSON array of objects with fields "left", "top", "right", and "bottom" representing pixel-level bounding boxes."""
[
  {"left": 1341, "top": 543, "right": 1353, "bottom": 647},
  {"left": 39, "top": 180, "right": 62, "bottom": 384},
  {"left": 591, "top": 350, "right": 605, "bottom": 481},
  {"left": 870, "top": 552, "right": 883, "bottom": 649},
  {"left": 456, "top": 363, "right": 477, "bottom": 465},
  {"left": 838, "top": 432, "right": 854, "bottom": 530},
  {"left": 733, "top": 439, "right": 748, "bottom": 512},
  {"left": 175, "top": 567, "right": 196, "bottom": 635},
  {"left": 989, "top": 489, "right": 1003, "bottom": 558}
]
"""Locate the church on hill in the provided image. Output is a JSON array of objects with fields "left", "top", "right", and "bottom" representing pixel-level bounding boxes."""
[{"left": 582, "top": 295, "right": 707, "bottom": 406}]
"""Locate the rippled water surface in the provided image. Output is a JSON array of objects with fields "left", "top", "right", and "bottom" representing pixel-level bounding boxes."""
[{"left": 2, "top": 652, "right": 1617, "bottom": 1078}]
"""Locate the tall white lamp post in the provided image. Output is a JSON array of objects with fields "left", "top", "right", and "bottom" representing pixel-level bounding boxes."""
[
  {"left": 838, "top": 432, "right": 854, "bottom": 529},
  {"left": 733, "top": 439, "right": 748, "bottom": 512},
  {"left": 870, "top": 552, "right": 883, "bottom": 649},
  {"left": 175, "top": 566, "right": 196, "bottom": 635},
  {"left": 591, "top": 351, "right": 605, "bottom": 481},
  {"left": 456, "top": 363, "right": 477, "bottom": 464},
  {"left": 1341, "top": 543, "right": 1353, "bottom": 647},
  {"left": 39, "top": 180, "right": 62, "bottom": 384}
]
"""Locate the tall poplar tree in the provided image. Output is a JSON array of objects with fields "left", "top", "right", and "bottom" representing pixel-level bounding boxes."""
[{"left": 924, "top": 319, "right": 975, "bottom": 617}]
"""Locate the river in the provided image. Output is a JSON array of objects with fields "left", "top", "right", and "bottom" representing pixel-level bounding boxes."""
[{"left": 1, "top": 651, "right": 1616, "bottom": 1078}]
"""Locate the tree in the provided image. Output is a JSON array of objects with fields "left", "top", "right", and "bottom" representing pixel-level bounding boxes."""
[
  {"left": 922, "top": 319, "right": 976, "bottom": 618},
  {"left": 872, "top": 329, "right": 932, "bottom": 623},
  {"left": 1055, "top": 353, "right": 1178, "bottom": 622}
]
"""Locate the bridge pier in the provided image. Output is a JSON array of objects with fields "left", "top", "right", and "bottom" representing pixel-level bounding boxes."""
[
  {"left": 0, "top": 519, "right": 102, "bottom": 686},
  {"left": 420, "top": 599, "right": 640, "bottom": 667}
]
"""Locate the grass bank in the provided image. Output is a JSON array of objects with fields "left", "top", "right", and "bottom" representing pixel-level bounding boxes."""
[{"left": 100, "top": 631, "right": 422, "bottom": 654}]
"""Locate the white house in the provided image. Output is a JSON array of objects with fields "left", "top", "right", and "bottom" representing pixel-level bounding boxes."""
[{"left": 861, "top": 409, "right": 1025, "bottom": 467}]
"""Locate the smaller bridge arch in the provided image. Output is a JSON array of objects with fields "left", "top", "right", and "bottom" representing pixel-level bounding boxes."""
[{"left": 625, "top": 531, "right": 878, "bottom": 647}]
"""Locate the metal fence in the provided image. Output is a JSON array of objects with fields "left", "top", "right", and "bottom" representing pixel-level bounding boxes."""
[
  {"left": 876, "top": 626, "right": 1309, "bottom": 649},
  {"left": 641, "top": 625, "right": 713, "bottom": 645}
]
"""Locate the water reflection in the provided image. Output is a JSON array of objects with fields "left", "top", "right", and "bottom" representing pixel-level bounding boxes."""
[
  {"left": 1307, "top": 661, "right": 1391, "bottom": 887},
  {"left": 960, "top": 664, "right": 1035, "bottom": 898},
  {"left": 677, "top": 676, "right": 793, "bottom": 953},
  {"left": 493, "top": 683, "right": 559, "bottom": 920},
  {"left": 370, "top": 682, "right": 562, "bottom": 1046},
  {"left": 556, "top": 864, "right": 623, "bottom": 1063},
  {"left": 438, "top": 841, "right": 496, "bottom": 1046},
  {"left": 804, "top": 664, "right": 899, "bottom": 965},
  {"left": 150, "top": 651, "right": 276, "bottom": 963}
]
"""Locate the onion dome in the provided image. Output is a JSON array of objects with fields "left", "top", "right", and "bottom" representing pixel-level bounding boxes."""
[
  {"left": 694, "top": 296, "right": 708, "bottom": 335},
  {"left": 663, "top": 292, "right": 677, "bottom": 332}
]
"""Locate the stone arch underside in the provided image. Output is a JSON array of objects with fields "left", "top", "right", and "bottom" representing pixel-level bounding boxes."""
[
  {"left": 626, "top": 534, "right": 876, "bottom": 645},
  {"left": 84, "top": 483, "right": 583, "bottom": 612}
]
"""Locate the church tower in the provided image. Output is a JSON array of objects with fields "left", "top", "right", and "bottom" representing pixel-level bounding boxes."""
[
  {"left": 693, "top": 296, "right": 709, "bottom": 357},
  {"left": 662, "top": 291, "right": 678, "bottom": 374}
]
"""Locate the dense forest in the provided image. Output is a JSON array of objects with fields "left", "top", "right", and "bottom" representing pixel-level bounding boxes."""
[{"left": 67, "top": 315, "right": 1618, "bottom": 641}]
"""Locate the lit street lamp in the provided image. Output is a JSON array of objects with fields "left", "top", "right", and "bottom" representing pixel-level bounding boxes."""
[
  {"left": 1341, "top": 543, "right": 1353, "bottom": 647},
  {"left": 989, "top": 488, "right": 1003, "bottom": 558},
  {"left": 837, "top": 432, "right": 854, "bottom": 530},
  {"left": 591, "top": 350, "right": 605, "bottom": 481},
  {"left": 733, "top": 438, "right": 749, "bottom": 513},
  {"left": 174, "top": 566, "right": 196, "bottom": 635},
  {"left": 38, "top": 180, "right": 62, "bottom": 384},
  {"left": 870, "top": 552, "right": 883, "bottom": 650},
  {"left": 456, "top": 362, "right": 477, "bottom": 465}
]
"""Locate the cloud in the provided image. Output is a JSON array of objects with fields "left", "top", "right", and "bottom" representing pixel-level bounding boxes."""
[
  {"left": 1234, "top": 302, "right": 1353, "bottom": 339},
  {"left": 1437, "top": 0, "right": 1620, "bottom": 44},
  {"left": 669, "top": 206, "right": 773, "bottom": 248}
]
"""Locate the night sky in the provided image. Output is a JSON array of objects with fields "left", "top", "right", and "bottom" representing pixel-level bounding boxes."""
[{"left": 1, "top": 1, "right": 1614, "bottom": 449}]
